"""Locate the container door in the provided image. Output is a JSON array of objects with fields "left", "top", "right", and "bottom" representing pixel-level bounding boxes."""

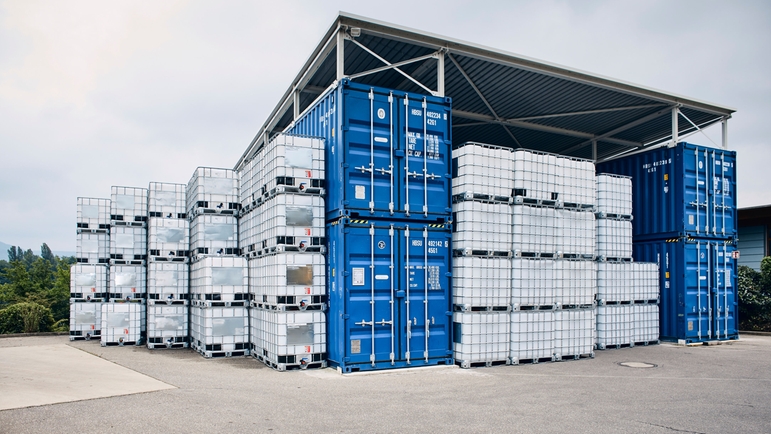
[
  {"left": 343, "top": 88, "right": 397, "bottom": 215},
  {"left": 344, "top": 224, "right": 398, "bottom": 366},
  {"left": 399, "top": 224, "right": 451, "bottom": 364},
  {"left": 398, "top": 95, "right": 451, "bottom": 218},
  {"left": 686, "top": 240, "right": 712, "bottom": 341},
  {"left": 711, "top": 242, "right": 738, "bottom": 339},
  {"left": 711, "top": 150, "right": 736, "bottom": 238},
  {"left": 683, "top": 145, "right": 736, "bottom": 238}
]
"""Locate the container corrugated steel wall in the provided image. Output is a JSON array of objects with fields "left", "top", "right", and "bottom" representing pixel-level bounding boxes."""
[
  {"left": 326, "top": 219, "right": 453, "bottom": 372},
  {"left": 633, "top": 238, "right": 738, "bottom": 343},
  {"left": 597, "top": 142, "right": 737, "bottom": 241},
  {"left": 288, "top": 79, "right": 452, "bottom": 222}
]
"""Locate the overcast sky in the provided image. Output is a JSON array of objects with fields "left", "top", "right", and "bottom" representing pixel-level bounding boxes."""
[{"left": 1, "top": 0, "right": 769, "bottom": 253}]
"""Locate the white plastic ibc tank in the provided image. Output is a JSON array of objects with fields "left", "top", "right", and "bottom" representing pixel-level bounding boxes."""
[
  {"left": 596, "top": 304, "right": 634, "bottom": 349},
  {"left": 251, "top": 253, "right": 325, "bottom": 307},
  {"left": 633, "top": 262, "right": 659, "bottom": 301},
  {"left": 100, "top": 303, "right": 145, "bottom": 346},
  {"left": 557, "top": 157, "right": 596, "bottom": 207},
  {"left": 260, "top": 134, "right": 325, "bottom": 195},
  {"left": 452, "top": 256, "right": 511, "bottom": 308},
  {"left": 147, "top": 262, "right": 189, "bottom": 302},
  {"left": 510, "top": 310, "right": 554, "bottom": 364},
  {"left": 257, "top": 309, "right": 326, "bottom": 368},
  {"left": 633, "top": 304, "right": 659, "bottom": 344},
  {"left": 110, "top": 186, "right": 148, "bottom": 224},
  {"left": 596, "top": 218, "right": 633, "bottom": 259},
  {"left": 239, "top": 159, "right": 257, "bottom": 209},
  {"left": 259, "top": 194, "right": 325, "bottom": 251},
  {"left": 109, "top": 225, "right": 147, "bottom": 260},
  {"left": 70, "top": 264, "right": 108, "bottom": 301},
  {"left": 186, "top": 167, "right": 240, "bottom": 215},
  {"left": 553, "top": 309, "right": 595, "bottom": 360},
  {"left": 147, "top": 218, "right": 189, "bottom": 258},
  {"left": 512, "top": 205, "right": 558, "bottom": 255},
  {"left": 451, "top": 143, "right": 514, "bottom": 198},
  {"left": 77, "top": 197, "right": 111, "bottom": 230},
  {"left": 148, "top": 182, "right": 186, "bottom": 219},
  {"left": 76, "top": 232, "right": 109, "bottom": 264},
  {"left": 512, "top": 150, "right": 559, "bottom": 201},
  {"left": 511, "top": 258, "right": 554, "bottom": 308},
  {"left": 597, "top": 262, "right": 634, "bottom": 303},
  {"left": 146, "top": 305, "right": 188, "bottom": 348},
  {"left": 189, "top": 214, "right": 238, "bottom": 257},
  {"left": 596, "top": 174, "right": 632, "bottom": 216},
  {"left": 250, "top": 306, "right": 263, "bottom": 356},
  {"left": 453, "top": 311, "right": 510, "bottom": 367},
  {"left": 559, "top": 209, "right": 596, "bottom": 257},
  {"left": 189, "top": 306, "right": 249, "bottom": 355},
  {"left": 190, "top": 256, "right": 248, "bottom": 304},
  {"left": 554, "top": 260, "right": 597, "bottom": 307},
  {"left": 109, "top": 265, "right": 147, "bottom": 301},
  {"left": 452, "top": 200, "right": 512, "bottom": 253},
  {"left": 238, "top": 210, "right": 259, "bottom": 255},
  {"left": 69, "top": 302, "right": 102, "bottom": 340}
]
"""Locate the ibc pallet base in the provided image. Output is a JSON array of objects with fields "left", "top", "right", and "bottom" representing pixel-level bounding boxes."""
[
  {"left": 329, "top": 357, "right": 455, "bottom": 374},
  {"left": 147, "top": 342, "right": 189, "bottom": 350},
  {"left": 455, "top": 359, "right": 510, "bottom": 369},
  {"left": 192, "top": 343, "right": 250, "bottom": 358},
  {"left": 253, "top": 352, "right": 327, "bottom": 371},
  {"left": 510, "top": 356, "right": 555, "bottom": 365},
  {"left": 69, "top": 332, "right": 100, "bottom": 341},
  {"left": 554, "top": 352, "right": 594, "bottom": 362}
]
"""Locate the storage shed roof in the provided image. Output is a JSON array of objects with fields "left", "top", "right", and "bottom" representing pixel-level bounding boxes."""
[{"left": 235, "top": 12, "right": 734, "bottom": 169}]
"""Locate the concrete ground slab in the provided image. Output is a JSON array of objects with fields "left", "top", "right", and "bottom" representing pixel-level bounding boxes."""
[{"left": 0, "top": 344, "right": 175, "bottom": 410}]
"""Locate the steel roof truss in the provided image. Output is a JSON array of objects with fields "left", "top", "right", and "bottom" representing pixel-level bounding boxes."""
[
  {"left": 507, "top": 103, "right": 667, "bottom": 122},
  {"left": 345, "top": 36, "right": 441, "bottom": 96}
]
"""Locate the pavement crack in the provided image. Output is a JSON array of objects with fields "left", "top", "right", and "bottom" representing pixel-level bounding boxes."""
[{"left": 641, "top": 422, "right": 706, "bottom": 434}]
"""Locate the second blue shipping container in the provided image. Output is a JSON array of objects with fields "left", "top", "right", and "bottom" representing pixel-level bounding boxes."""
[
  {"left": 326, "top": 218, "right": 454, "bottom": 372},
  {"left": 288, "top": 79, "right": 453, "bottom": 221},
  {"left": 634, "top": 237, "right": 738, "bottom": 343},
  {"left": 597, "top": 142, "right": 736, "bottom": 241}
]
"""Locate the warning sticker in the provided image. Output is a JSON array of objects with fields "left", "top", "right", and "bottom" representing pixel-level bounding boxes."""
[{"left": 352, "top": 268, "right": 365, "bottom": 286}]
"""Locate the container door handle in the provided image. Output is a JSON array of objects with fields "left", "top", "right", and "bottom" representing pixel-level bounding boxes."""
[
  {"left": 423, "top": 227, "right": 429, "bottom": 361},
  {"left": 389, "top": 224, "right": 395, "bottom": 364}
]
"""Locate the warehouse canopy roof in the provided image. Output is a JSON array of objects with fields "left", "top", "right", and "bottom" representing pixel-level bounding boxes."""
[{"left": 236, "top": 12, "right": 735, "bottom": 169}]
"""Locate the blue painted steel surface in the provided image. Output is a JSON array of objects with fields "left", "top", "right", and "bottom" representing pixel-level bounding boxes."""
[
  {"left": 289, "top": 79, "right": 452, "bottom": 221},
  {"left": 326, "top": 218, "right": 453, "bottom": 372},
  {"left": 597, "top": 142, "right": 737, "bottom": 241},
  {"left": 633, "top": 237, "right": 738, "bottom": 343}
]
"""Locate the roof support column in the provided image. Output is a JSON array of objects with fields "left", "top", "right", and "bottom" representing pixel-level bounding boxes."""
[
  {"left": 436, "top": 51, "right": 445, "bottom": 97},
  {"left": 722, "top": 117, "right": 728, "bottom": 149},
  {"left": 293, "top": 89, "right": 300, "bottom": 120},
  {"left": 671, "top": 106, "right": 679, "bottom": 147},
  {"left": 336, "top": 28, "right": 345, "bottom": 80},
  {"left": 592, "top": 140, "right": 597, "bottom": 162}
]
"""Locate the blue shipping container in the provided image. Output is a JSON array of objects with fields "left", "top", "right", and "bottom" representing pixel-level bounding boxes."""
[
  {"left": 634, "top": 237, "right": 738, "bottom": 343},
  {"left": 326, "top": 218, "right": 454, "bottom": 372},
  {"left": 288, "top": 79, "right": 453, "bottom": 221},
  {"left": 597, "top": 142, "right": 736, "bottom": 241}
]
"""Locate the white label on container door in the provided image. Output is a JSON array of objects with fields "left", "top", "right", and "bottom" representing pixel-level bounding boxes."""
[
  {"left": 689, "top": 215, "right": 694, "bottom": 225},
  {"left": 375, "top": 274, "right": 389, "bottom": 280},
  {"left": 355, "top": 185, "right": 365, "bottom": 200},
  {"left": 352, "top": 268, "right": 365, "bottom": 286},
  {"left": 82, "top": 205, "right": 99, "bottom": 219}
]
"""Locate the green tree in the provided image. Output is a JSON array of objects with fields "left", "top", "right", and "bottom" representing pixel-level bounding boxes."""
[
  {"left": 48, "top": 263, "right": 71, "bottom": 323},
  {"left": 738, "top": 257, "right": 771, "bottom": 332},
  {"left": 0, "top": 260, "right": 9, "bottom": 285},
  {"left": 7, "top": 246, "right": 21, "bottom": 262},
  {"left": 0, "top": 302, "right": 54, "bottom": 333},
  {"left": 2, "top": 260, "right": 35, "bottom": 301},
  {"left": 41, "top": 243, "right": 55, "bottom": 264}
]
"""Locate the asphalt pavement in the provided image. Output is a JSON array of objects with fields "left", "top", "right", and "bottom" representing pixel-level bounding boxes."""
[{"left": 1, "top": 335, "right": 769, "bottom": 433}]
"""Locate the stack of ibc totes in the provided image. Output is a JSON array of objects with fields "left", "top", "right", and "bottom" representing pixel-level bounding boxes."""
[
  {"left": 242, "top": 133, "right": 327, "bottom": 371},
  {"left": 451, "top": 143, "right": 513, "bottom": 368},
  {"left": 71, "top": 197, "right": 111, "bottom": 341},
  {"left": 187, "top": 168, "right": 249, "bottom": 358},
  {"left": 146, "top": 182, "right": 190, "bottom": 349},
  {"left": 598, "top": 142, "right": 736, "bottom": 344},
  {"left": 103, "top": 186, "right": 148, "bottom": 346},
  {"left": 594, "top": 174, "right": 660, "bottom": 350},
  {"left": 509, "top": 148, "right": 596, "bottom": 364},
  {"left": 289, "top": 80, "right": 454, "bottom": 372}
]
